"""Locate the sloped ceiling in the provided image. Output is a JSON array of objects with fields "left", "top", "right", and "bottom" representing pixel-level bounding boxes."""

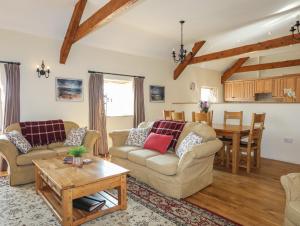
[{"left": 0, "top": 0, "right": 299, "bottom": 71}]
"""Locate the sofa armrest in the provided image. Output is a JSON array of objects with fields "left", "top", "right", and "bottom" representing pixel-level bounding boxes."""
[
  {"left": 191, "top": 139, "right": 223, "bottom": 159},
  {"left": 281, "top": 173, "right": 300, "bottom": 203},
  {"left": 0, "top": 139, "right": 19, "bottom": 169},
  {"left": 82, "top": 130, "right": 100, "bottom": 153},
  {"left": 109, "top": 130, "right": 130, "bottom": 147}
]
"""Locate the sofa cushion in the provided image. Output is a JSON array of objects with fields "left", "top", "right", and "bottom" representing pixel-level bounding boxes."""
[
  {"left": 143, "top": 133, "right": 173, "bottom": 154},
  {"left": 176, "top": 122, "right": 216, "bottom": 151},
  {"left": 176, "top": 132, "right": 203, "bottom": 158},
  {"left": 5, "top": 130, "right": 32, "bottom": 154},
  {"left": 64, "top": 127, "right": 87, "bottom": 146},
  {"left": 128, "top": 149, "right": 160, "bottom": 166},
  {"left": 125, "top": 127, "right": 151, "bottom": 147},
  {"left": 16, "top": 149, "right": 56, "bottom": 166},
  {"left": 110, "top": 146, "right": 141, "bottom": 159},
  {"left": 51, "top": 146, "right": 77, "bottom": 156},
  {"left": 286, "top": 201, "right": 300, "bottom": 225},
  {"left": 146, "top": 153, "right": 179, "bottom": 176}
]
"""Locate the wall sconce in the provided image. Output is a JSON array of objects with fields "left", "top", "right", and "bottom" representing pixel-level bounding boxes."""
[{"left": 36, "top": 60, "right": 50, "bottom": 78}]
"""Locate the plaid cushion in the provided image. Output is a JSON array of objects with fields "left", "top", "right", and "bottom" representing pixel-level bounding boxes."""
[
  {"left": 150, "top": 120, "right": 186, "bottom": 149},
  {"left": 20, "top": 119, "right": 66, "bottom": 146}
]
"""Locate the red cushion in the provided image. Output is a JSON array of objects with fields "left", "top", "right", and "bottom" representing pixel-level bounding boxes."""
[
  {"left": 143, "top": 133, "right": 173, "bottom": 154},
  {"left": 150, "top": 120, "right": 186, "bottom": 149}
]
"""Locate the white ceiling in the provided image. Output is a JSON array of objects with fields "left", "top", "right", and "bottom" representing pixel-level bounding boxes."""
[{"left": 0, "top": 0, "right": 300, "bottom": 71}]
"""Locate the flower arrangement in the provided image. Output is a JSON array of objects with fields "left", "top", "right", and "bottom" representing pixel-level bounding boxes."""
[
  {"left": 200, "top": 101, "right": 210, "bottom": 113},
  {"left": 68, "top": 146, "right": 87, "bottom": 157},
  {"left": 284, "top": 88, "right": 296, "bottom": 100}
]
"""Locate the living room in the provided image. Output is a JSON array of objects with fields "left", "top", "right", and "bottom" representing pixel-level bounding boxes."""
[{"left": 0, "top": 0, "right": 300, "bottom": 226}]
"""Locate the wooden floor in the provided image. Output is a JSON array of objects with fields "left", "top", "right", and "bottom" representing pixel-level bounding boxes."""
[{"left": 186, "top": 158, "right": 300, "bottom": 226}]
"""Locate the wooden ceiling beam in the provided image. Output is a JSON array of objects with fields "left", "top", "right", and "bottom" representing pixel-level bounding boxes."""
[
  {"left": 236, "top": 59, "right": 300, "bottom": 73},
  {"left": 173, "top": 41, "right": 206, "bottom": 80},
  {"left": 221, "top": 57, "right": 249, "bottom": 83},
  {"left": 74, "top": 0, "right": 137, "bottom": 42},
  {"left": 190, "top": 34, "right": 300, "bottom": 65},
  {"left": 60, "top": 0, "right": 87, "bottom": 64}
]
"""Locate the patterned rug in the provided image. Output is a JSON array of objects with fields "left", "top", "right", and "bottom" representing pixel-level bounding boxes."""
[{"left": 0, "top": 176, "right": 239, "bottom": 226}]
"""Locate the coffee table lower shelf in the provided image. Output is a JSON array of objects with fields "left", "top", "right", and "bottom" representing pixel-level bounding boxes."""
[{"left": 38, "top": 186, "right": 121, "bottom": 226}]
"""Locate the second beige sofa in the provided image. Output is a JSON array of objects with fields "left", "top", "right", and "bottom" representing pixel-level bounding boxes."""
[
  {"left": 109, "top": 122, "right": 222, "bottom": 199},
  {"left": 0, "top": 121, "right": 100, "bottom": 186}
]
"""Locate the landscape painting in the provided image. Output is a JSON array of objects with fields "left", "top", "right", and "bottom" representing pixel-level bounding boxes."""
[
  {"left": 150, "top": 85, "right": 165, "bottom": 102},
  {"left": 56, "top": 78, "right": 83, "bottom": 102}
]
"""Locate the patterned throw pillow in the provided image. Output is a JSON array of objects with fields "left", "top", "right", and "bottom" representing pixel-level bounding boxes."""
[
  {"left": 176, "top": 132, "right": 203, "bottom": 158},
  {"left": 5, "top": 130, "right": 32, "bottom": 154},
  {"left": 125, "top": 127, "right": 151, "bottom": 147},
  {"left": 64, "top": 127, "right": 87, "bottom": 146}
]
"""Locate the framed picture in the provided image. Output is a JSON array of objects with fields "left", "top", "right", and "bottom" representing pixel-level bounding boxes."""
[
  {"left": 150, "top": 85, "right": 165, "bottom": 102},
  {"left": 55, "top": 77, "right": 83, "bottom": 102}
]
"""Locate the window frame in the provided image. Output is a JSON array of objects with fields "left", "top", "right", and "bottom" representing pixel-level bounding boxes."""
[{"left": 200, "top": 86, "right": 218, "bottom": 103}]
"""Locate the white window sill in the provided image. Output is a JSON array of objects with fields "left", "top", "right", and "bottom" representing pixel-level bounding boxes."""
[{"left": 106, "top": 115, "right": 133, "bottom": 118}]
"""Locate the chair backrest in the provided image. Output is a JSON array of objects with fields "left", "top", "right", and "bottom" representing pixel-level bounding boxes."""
[
  {"left": 163, "top": 110, "right": 174, "bottom": 120},
  {"left": 249, "top": 113, "right": 266, "bottom": 145},
  {"left": 171, "top": 111, "right": 185, "bottom": 122},
  {"left": 224, "top": 111, "right": 243, "bottom": 126},
  {"left": 192, "top": 111, "right": 213, "bottom": 126}
]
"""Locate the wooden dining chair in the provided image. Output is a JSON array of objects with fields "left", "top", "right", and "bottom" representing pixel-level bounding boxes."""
[
  {"left": 224, "top": 111, "right": 243, "bottom": 126},
  {"left": 171, "top": 111, "right": 185, "bottom": 122},
  {"left": 239, "top": 113, "right": 266, "bottom": 173},
  {"left": 192, "top": 111, "right": 213, "bottom": 126},
  {"left": 163, "top": 110, "right": 174, "bottom": 120},
  {"left": 219, "top": 111, "right": 243, "bottom": 167}
]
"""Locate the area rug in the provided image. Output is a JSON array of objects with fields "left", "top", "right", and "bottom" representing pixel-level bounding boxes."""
[{"left": 0, "top": 176, "right": 239, "bottom": 226}]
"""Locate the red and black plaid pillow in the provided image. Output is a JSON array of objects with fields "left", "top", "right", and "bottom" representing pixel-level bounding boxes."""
[
  {"left": 150, "top": 120, "right": 186, "bottom": 149},
  {"left": 20, "top": 119, "right": 66, "bottom": 146}
]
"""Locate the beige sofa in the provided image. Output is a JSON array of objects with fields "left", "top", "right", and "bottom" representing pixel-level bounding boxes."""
[
  {"left": 109, "top": 122, "right": 223, "bottom": 199},
  {"left": 281, "top": 173, "right": 300, "bottom": 226},
  {"left": 0, "top": 121, "right": 100, "bottom": 186}
]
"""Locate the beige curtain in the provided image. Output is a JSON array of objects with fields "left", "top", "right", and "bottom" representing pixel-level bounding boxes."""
[
  {"left": 0, "top": 63, "right": 20, "bottom": 172},
  {"left": 89, "top": 73, "right": 108, "bottom": 155},
  {"left": 133, "top": 77, "right": 145, "bottom": 127}
]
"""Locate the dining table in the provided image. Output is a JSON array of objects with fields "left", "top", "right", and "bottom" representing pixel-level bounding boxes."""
[{"left": 212, "top": 123, "right": 251, "bottom": 174}]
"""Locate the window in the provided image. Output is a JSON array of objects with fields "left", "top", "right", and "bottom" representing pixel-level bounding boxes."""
[
  {"left": 200, "top": 86, "right": 218, "bottom": 103},
  {"left": 104, "top": 79, "right": 133, "bottom": 117}
]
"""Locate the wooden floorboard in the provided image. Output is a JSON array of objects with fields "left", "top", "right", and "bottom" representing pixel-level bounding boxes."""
[{"left": 185, "top": 158, "right": 300, "bottom": 226}]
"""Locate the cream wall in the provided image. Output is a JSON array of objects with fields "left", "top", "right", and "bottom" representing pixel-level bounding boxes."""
[
  {"left": 0, "top": 29, "right": 173, "bottom": 144},
  {"left": 0, "top": 29, "right": 221, "bottom": 146}
]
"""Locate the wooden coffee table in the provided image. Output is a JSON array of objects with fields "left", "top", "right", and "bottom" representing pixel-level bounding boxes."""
[{"left": 33, "top": 157, "right": 129, "bottom": 226}]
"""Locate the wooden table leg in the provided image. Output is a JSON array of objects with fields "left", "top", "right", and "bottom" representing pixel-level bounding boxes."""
[
  {"left": 62, "top": 189, "right": 73, "bottom": 226},
  {"left": 35, "top": 166, "right": 42, "bottom": 194},
  {"left": 232, "top": 132, "right": 241, "bottom": 174},
  {"left": 118, "top": 175, "right": 127, "bottom": 210}
]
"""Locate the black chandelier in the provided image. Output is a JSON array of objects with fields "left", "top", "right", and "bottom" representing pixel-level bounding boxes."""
[
  {"left": 290, "top": 20, "right": 300, "bottom": 40},
  {"left": 172, "top": 20, "right": 189, "bottom": 63}
]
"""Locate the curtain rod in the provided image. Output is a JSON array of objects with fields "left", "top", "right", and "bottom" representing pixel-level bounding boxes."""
[
  {"left": 88, "top": 70, "right": 145, "bottom": 79},
  {"left": 0, "top": 60, "right": 21, "bottom": 65}
]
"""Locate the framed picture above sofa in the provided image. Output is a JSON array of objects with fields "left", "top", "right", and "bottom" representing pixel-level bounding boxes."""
[
  {"left": 150, "top": 85, "right": 165, "bottom": 102},
  {"left": 55, "top": 77, "right": 83, "bottom": 102}
]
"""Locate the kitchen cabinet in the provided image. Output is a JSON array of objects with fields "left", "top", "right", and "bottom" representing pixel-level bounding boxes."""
[
  {"left": 224, "top": 82, "right": 233, "bottom": 101},
  {"left": 255, "top": 80, "right": 265, "bottom": 93},
  {"left": 232, "top": 81, "right": 244, "bottom": 100},
  {"left": 272, "top": 78, "right": 284, "bottom": 98},
  {"left": 243, "top": 80, "right": 255, "bottom": 100},
  {"left": 224, "top": 74, "right": 300, "bottom": 103},
  {"left": 264, "top": 79, "right": 272, "bottom": 93},
  {"left": 296, "top": 77, "right": 300, "bottom": 102}
]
